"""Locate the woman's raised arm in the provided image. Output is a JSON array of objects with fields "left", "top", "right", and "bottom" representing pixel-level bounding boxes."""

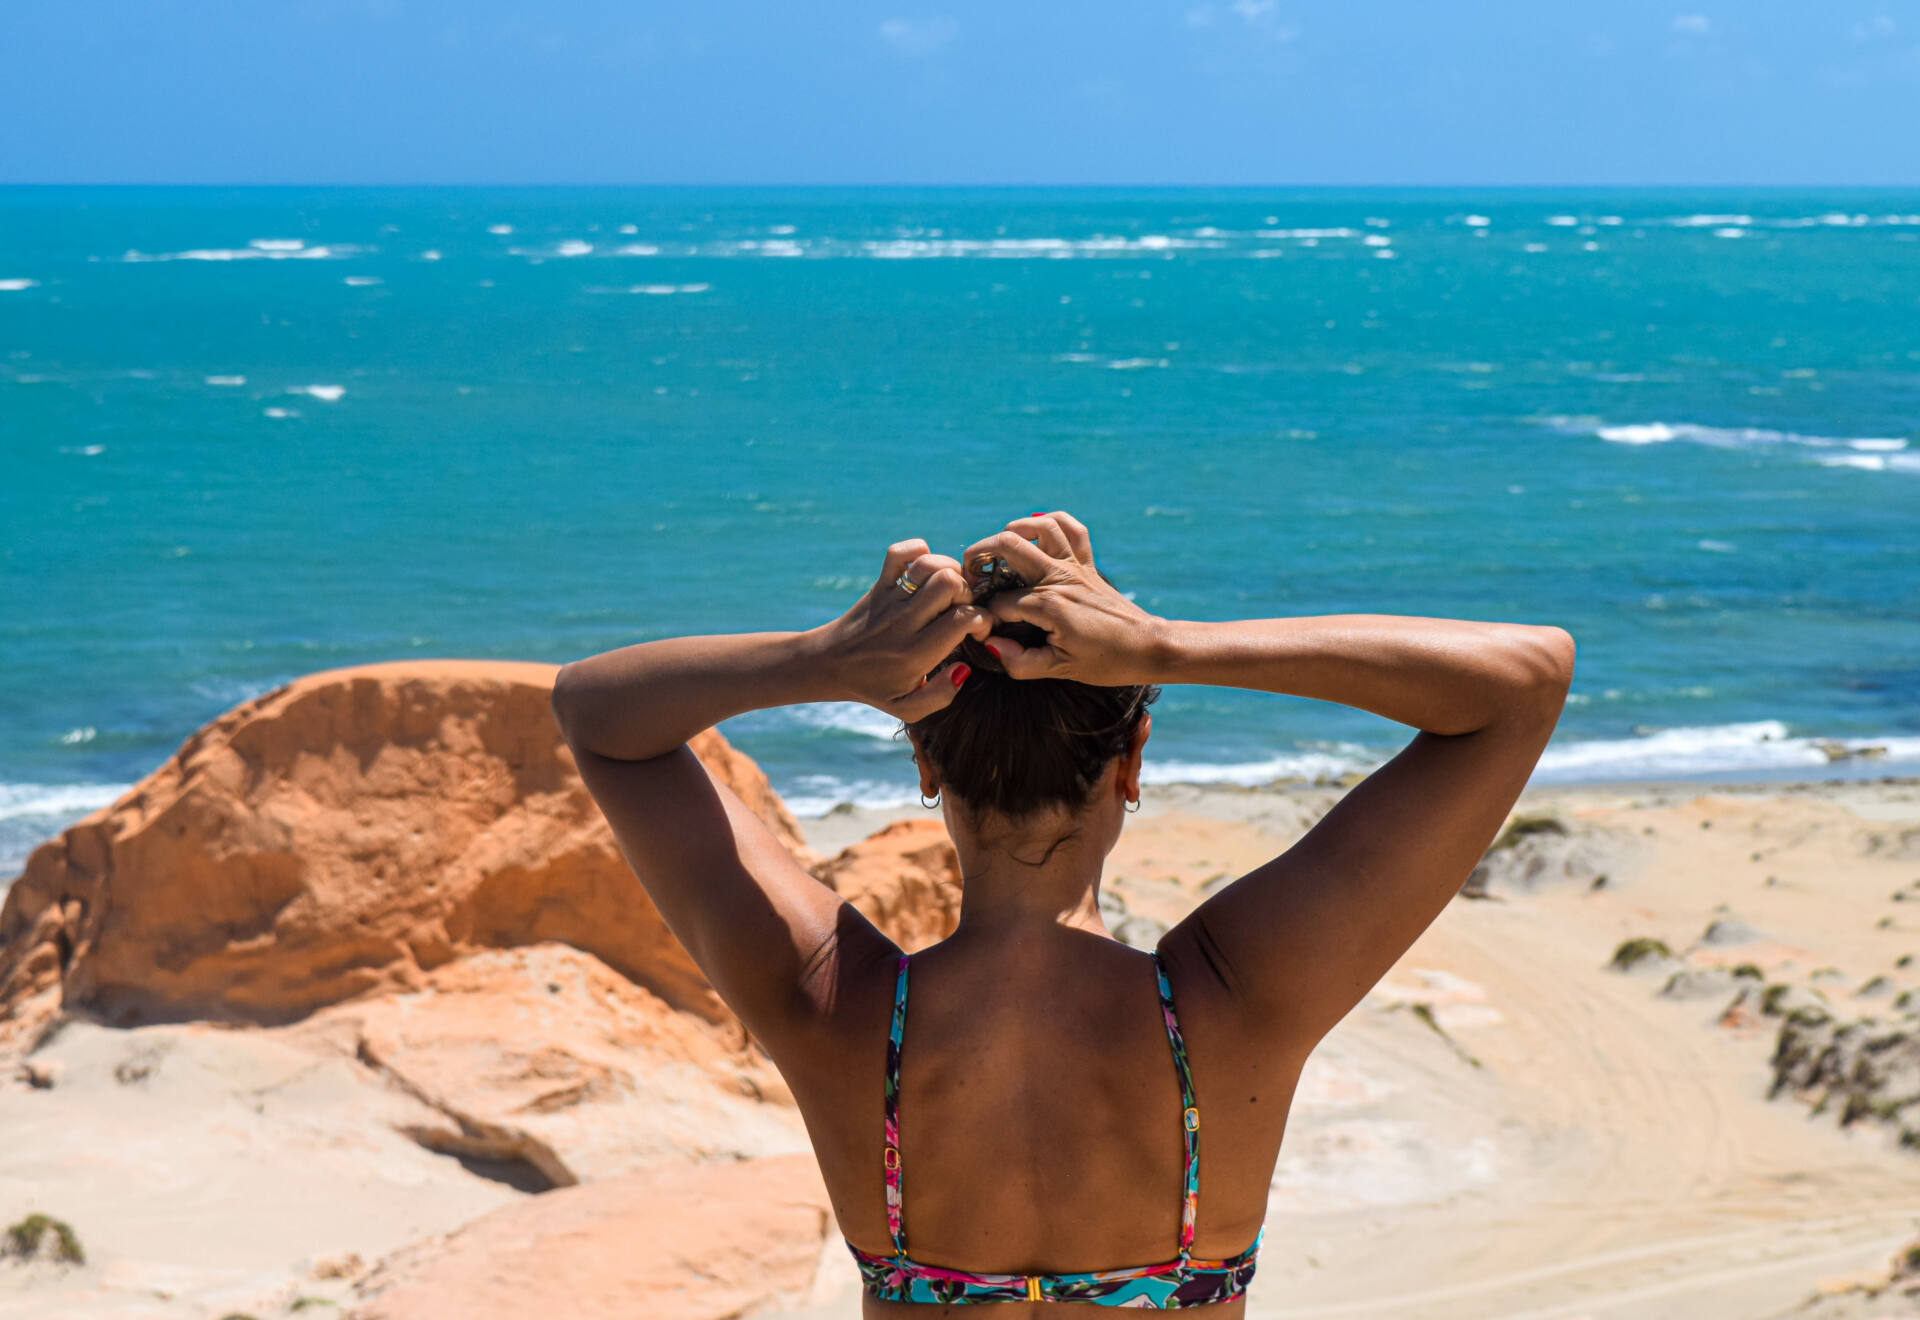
[
  {"left": 549, "top": 540, "right": 990, "bottom": 1048},
  {"left": 966, "top": 513, "right": 1574, "bottom": 1059}
]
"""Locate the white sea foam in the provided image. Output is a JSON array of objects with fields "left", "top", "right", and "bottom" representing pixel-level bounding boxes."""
[
  {"left": 121, "top": 245, "right": 351, "bottom": 262},
  {"left": 1257, "top": 228, "right": 1357, "bottom": 239},
  {"left": 556, "top": 240, "right": 593, "bottom": 257},
  {"left": 487, "top": 224, "right": 514, "bottom": 235},
  {"left": 0, "top": 781, "right": 126, "bottom": 823},
  {"left": 249, "top": 238, "right": 305, "bottom": 252},
  {"left": 1815, "top": 452, "right": 1920, "bottom": 473},
  {"left": 343, "top": 275, "right": 383, "bottom": 286},
  {"left": 786, "top": 702, "right": 906, "bottom": 741},
  {"left": 289, "top": 384, "right": 345, "bottom": 402},
  {"left": 1534, "top": 722, "right": 1920, "bottom": 782},
  {"left": 1140, "top": 748, "right": 1373, "bottom": 787},
  {"left": 614, "top": 243, "right": 661, "bottom": 256},
  {"left": 1362, "top": 234, "right": 1392, "bottom": 247},
  {"left": 617, "top": 224, "right": 639, "bottom": 235},
  {"left": 1461, "top": 215, "right": 1491, "bottom": 227},
  {"left": 1570, "top": 418, "right": 1912, "bottom": 465},
  {"left": 0, "top": 278, "right": 39, "bottom": 291},
  {"left": 262, "top": 407, "right": 298, "bottom": 419},
  {"left": 1546, "top": 215, "right": 1579, "bottom": 227},
  {"left": 419, "top": 250, "right": 442, "bottom": 261},
  {"left": 1107, "top": 357, "right": 1169, "bottom": 370},
  {"left": 1713, "top": 227, "right": 1747, "bottom": 239},
  {"left": 588, "top": 283, "right": 711, "bottom": 295},
  {"left": 204, "top": 375, "right": 246, "bottom": 386}
]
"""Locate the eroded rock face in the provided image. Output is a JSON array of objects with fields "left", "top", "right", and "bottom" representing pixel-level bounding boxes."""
[
  {"left": 297, "top": 943, "right": 808, "bottom": 1187},
  {"left": 815, "top": 818, "right": 962, "bottom": 952},
  {"left": 0, "top": 661, "right": 809, "bottom": 1029}
]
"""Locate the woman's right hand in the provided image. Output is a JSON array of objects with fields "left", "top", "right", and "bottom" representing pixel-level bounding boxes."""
[
  {"left": 813, "top": 539, "right": 993, "bottom": 721},
  {"left": 961, "top": 511, "right": 1166, "bottom": 686}
]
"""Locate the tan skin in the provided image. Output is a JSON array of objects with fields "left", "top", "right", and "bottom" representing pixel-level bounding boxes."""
[{"left": 550, "top": 511, "right": 1575, "bottom": 1316}]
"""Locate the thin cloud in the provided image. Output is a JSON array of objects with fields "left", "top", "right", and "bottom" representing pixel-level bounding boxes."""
[
  {"left": 1671, "top": 14, "right": 1711, "bottom": 35},
  {"left": 878, "top": 17, "right": 958, "bottom": 57}
]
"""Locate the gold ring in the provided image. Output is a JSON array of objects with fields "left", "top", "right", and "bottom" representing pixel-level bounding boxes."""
[{"left": 894, "top": 570, "right": 920, "bottom": 596}]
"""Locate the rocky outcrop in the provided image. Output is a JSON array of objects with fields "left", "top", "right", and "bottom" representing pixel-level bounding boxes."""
[
  {"left": 0, "top": 661, "right": 809, "bottom": 1030},
  {"left": 347, "top": 1153, "right": 836, "bottom": 1320},
  {"left": 815, "top": 818, "right": 962, "bottom": 952},
  {"left": 298, "top": 943, "right": 807, "bottom": 1187}
]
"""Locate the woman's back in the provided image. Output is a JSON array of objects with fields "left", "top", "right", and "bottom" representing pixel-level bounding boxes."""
[{"left": 802, "top": 927, "right": 1286, "bottom": 1315}]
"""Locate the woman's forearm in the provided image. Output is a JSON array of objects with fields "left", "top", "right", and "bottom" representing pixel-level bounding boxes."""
[
  {"left": 551, "top": 630, "right": 843, "bottom": 762},
  {"left": 1146, "top": 615, "right": 1574, "bottom": 737}
]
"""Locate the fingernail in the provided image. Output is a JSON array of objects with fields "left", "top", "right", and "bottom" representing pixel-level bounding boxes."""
[
  {"left": 985, "top": 643, "right": 1000, "bottom": 659},
  {"left": 951, "top": 664, "right": 971, "bottom": 686},
  {"left": 1030, "top": 510, "right": 1046, "bottom": 517}
]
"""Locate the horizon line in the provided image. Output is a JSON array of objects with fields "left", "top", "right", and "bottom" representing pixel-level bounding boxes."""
[{"left": 6, "top": 179, "right": 1920, "bottom": 191}]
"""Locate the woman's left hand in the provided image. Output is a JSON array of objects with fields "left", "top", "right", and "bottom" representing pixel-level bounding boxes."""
[{"left": 812, "top": 538, "right": 993, "bottom": 721}]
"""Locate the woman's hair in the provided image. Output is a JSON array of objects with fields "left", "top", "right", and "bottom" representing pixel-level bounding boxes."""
[{"left": 904, "top": 569, "right": 1159, "bottom": 821}]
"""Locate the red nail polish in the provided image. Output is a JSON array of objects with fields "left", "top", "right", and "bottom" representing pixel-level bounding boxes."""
[
  {"left": 951, "top": 664, "right": 971, "bottom": 686},
  {"left": 985, "top": 643, "right": 1000, "bottom": 659}
]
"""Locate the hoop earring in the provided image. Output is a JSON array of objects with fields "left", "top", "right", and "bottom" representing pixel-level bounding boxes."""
[
  {"left": 1124, "top": 797, "right": 1141, "bottom": 813},
  {"left": 920, "top": 792, "right": 941, "bottom": 809}
]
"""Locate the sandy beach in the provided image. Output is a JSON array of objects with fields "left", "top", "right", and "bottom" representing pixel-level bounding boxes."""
[{"left": 2, "top": 664, "right": 1916, "bottom": 1319}]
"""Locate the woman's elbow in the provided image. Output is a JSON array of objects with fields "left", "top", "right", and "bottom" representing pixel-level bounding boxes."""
[{"left": 1507, "top": 625, "right": 1576, "bottom": 713}]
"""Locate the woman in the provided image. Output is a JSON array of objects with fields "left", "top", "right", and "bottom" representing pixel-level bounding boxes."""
[{"left": 550, "top": 511, "right": 1574, "bottom": 1315}]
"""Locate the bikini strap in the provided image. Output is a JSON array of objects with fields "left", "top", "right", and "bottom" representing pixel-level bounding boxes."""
[
  {"left": 883, "top": 953, "right": 910, "bottom": 1258},
  {"left": 1149, "top": 950, "right": 1199, "bottom": 1261}
]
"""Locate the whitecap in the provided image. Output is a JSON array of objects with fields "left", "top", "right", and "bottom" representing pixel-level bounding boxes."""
[
  {"left": 120, "top": 245, "right": 349, "bottom": 262},
  {"left": 1140, "top": 746, "right": 1375, "bottom": 787},
  {"left": 487, "top": 224, "right": 514, "bottom": 235},
  {"left": 204, "top": 375, "right": 246, "bottom": 386},
  {"left": 344, "top": 275, "right": 383, "bottom": 286},
  {"left": 555, "top": 240, "right": 593, "bottom": 257},
  {"left": 1696, "top": 539, "right": 1736, "bottom": 553},
  {"left": 1107, "top": 357, "right": 1169, "bottom": 370},
  {"left": 1546, "top": 215, "right": 1579, "bottom": 226},
  {"left": 1534, "top": 722, "right": 1920, "bottom": 782},
  {"left": 263, "top": 407, "right": 298, "bottom": 419},
  {"left": 1461, "top": 215, "right": 1492, "bottom": 227},
  {"left": 249, "top": 238, "right": 305, "bottom": 252},
  {"left": 0, "top": 278, "right": 39, "bottom": 292},
  {"left": 289, "top": 384, "right": 345, "bottom": 402},
  {"left": 0, "top": 780, "right": 128, "bottom": 823},
  {"left": 1523, "top": 243, "right": 1549, "bottom": 253},
  {"left": 1713, "top": 227, "right": 1747, "bottom": 239},
  {"left": 617, "top": 224, "right": 639, "bottom": 235},
  {"left": 419, "top": 250, "right": 442, "bottom": 261},
  {"left": 786, "top": 702, "right": 905, "bottom": 740},
  {"left": 1580, "top": 419, "right": 1910, "bottom": 457},
  {"left": 614, "top": 243, "right": 661, "bottom": 256},
  {"left": 1362, "top": 234, "right": 1392, "bottom": 247},
  {"left": 590, "top": 283, "right": 710, "bottom": 295}
]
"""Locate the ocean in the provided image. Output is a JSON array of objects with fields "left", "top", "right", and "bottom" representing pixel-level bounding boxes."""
[{"left": 5, "top": 186, "right": 1918, "bottom": 880}]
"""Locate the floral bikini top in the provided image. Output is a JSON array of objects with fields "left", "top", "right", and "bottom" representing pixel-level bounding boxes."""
[{"left": 846, "top": 950, "right": 1263, "bottom": 1308}]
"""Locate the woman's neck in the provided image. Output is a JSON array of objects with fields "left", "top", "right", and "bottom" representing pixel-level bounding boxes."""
[{"left": 945, "top": 815, "right": 1114, "bottom": 945}]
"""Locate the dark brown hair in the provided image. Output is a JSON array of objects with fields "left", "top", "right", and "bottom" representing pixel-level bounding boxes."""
[{"left": 904, "top": 569, "right": 1159, "bottom": 821}]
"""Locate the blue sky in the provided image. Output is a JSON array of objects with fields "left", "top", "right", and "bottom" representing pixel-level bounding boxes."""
[{"left": 4, "top": 1, "right": 1918, "bottom": 185}]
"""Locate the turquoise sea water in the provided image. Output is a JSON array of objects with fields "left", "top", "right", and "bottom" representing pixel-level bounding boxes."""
[{"left": 5, "top": 187, "right": 1919, "bottom": 878}]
